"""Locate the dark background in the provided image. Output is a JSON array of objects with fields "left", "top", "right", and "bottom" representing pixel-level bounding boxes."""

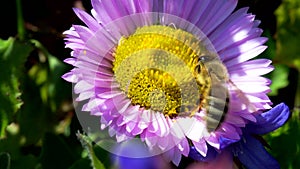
[{"left": 0, "top": 0, "right": 299, "bottom": 169}]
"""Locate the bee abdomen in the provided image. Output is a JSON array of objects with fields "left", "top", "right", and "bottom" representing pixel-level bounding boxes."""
[
  {"left": 206, "top": 94, "right": 229, "bottom": 132},
  {"left": 206, "top": 116, "right": 222, "bottom": 132}
]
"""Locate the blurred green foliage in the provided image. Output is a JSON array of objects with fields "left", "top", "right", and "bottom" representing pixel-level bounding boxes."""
[
  {"left": 0, "top": 38, "right": 33, "bottom": 138},
  {"left": 0, "top": 0, "right": 300, "bottom": 169},
  {"left": 264, "top": 0, "right": 300, "bottom": 168},
  {"left": 275, "top": 0, "right": 300, "bottom": 71},
  {"left": 0, "top": 37, "right": 109, "bottom": 169},
  {"left": 0, "top": 152, "right": 11, "bottom": 169}
]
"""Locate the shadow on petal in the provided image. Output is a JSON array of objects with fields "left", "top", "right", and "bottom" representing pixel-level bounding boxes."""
[
  {"left": 186, "top": 150, "right": 234, "bottom": 169},
  {"left": 234, "top": 134, "right": 280, "bottom": 169}
]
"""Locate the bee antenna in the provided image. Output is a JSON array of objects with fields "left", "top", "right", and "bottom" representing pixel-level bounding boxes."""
[{"left": 168, "top": 23, "right": 177, "bottom": 29}]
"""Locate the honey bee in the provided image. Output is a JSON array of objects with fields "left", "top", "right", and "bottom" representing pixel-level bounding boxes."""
[{"left": 192, "top": 54, "right": 255, "bottom": 132}]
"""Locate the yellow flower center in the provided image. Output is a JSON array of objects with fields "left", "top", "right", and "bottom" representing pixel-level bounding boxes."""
[{"left": 112, "top": 25, "right": 211, "bottom": 117}]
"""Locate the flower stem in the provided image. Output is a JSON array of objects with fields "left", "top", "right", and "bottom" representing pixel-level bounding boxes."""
[
  {"left": 16, "top": 0, "right": 25, "bottom": 40},
  {"left": 295, "top": 71, "right": 300, "bottom": 114}
]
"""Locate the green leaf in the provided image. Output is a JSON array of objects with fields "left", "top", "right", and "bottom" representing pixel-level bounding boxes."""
[
  {"left": 17, "top": 40, "right": 71, "bottom": 144},
  {"left": 39, "top": 133, "right": 77, "bottom": 169},
  {"left": 0, "top": 152, "right": 11, "bottom": 169},
  {"left": 268, "top": 64, "right": 290, "bottom": 96},
  {"left": 28, "top": 40, "right": 71, "bottom": 113},
  {"left": 93, "top": 142, "right": 113, "bottom": 169},
  {"left": 275, "top": 0, "right": 300, "bottom": 71},
  {"left": 76, "top": 133, "right": 106, "bottom": 169},
  {"left": 0, "top": 38, "right": 33, "bottom": 138},
  {"left": 0, "top": 125, "right": 40, "bottom": 169},
  {"left": 17, "top": 73, "right": 52, "bottom": 144},
  {"left": 47, "top": 54, "right": 72, "bottom": 113},
  {"left": 68, "top": 158, "right": 93, "bottom": 169},
  {"left": 12, "top": 155, "right": 39, "bottom": 169}
]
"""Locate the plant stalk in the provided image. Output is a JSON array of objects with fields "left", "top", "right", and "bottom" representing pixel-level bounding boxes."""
[{"left": 16, "top": 0, "right": 25, "bottom": 40}]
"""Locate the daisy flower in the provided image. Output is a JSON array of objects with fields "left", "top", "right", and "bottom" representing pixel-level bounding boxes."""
[{"left": 62, "top": 0, "right": 274, "bottom": 165}]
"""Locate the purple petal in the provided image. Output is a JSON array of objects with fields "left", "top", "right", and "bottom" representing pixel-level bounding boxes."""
[
  {"left": 247, "top": 103, "right": 290, "bottom": 135},
  {"left": 234, "top": 134, "right": 280, "bottom": 169},
  {"left": 210, "top": 8, "right": 250, "bottom": 51},
  {"left": 188, "top": 145, "right": 218, "bottom": 162},
  {"left": 221, "top": 37, "right": 268, "bottom": 63},
  {"left": 61, "top": 71, "right": 78, "bottom": 83},
  {"left": 224, "top": 45, "right": 268, "bottom": 67},
  {"left": 229, "top": 59, "right": 272, "bottom": 72},
  {"left": 72, "top": 25, "right": 94, "bottom": 42},
  {"left": 185, "top": 0, "right": 210, "bottom": 25},
  {"left": 219, "top": 124, "right": 241, "bottom": 140},
  {"left": 187, "top": 151, "right": 233, "bottom": 169},
  {"left": 197, "top": 0, "right": 238, "bottom": 35},
  {"left": 91, "top": 0, "right": 112, "bottom": 24},
  {"left": 192, "top": 139, "right": 208, "bottom": 157},
  {"left": 101, "top": 0, "right": 128, "bottom": 19},
  {"left": 177, "top": 138, "right": 190, "bottom": 157},
  {"left": 219, "top": 136, "right": 239, "bottom": 149},
  {"left": 73, "top": 8, "right": 101, "bottom": 32},
  {"left": 171, "top": 148, "right": 182, "bottom": 167},
  {"left": 133, "top": 0, "right": 153, "bottom": 13}
]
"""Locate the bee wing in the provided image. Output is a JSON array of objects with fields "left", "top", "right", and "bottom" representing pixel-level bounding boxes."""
[
  {"left": 206, "top": 72, "right": 228, "bottom": 132},
  {"left": 228, "top": 79, "right": 257, "bottom": 113}
]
